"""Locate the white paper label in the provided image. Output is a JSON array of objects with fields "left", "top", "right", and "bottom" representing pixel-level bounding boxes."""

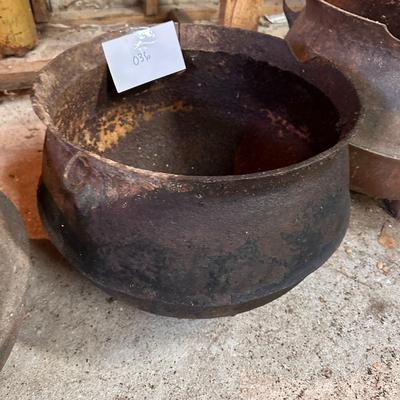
[{"left": 102, "top": 21, "right": 186, "bottom": 93}]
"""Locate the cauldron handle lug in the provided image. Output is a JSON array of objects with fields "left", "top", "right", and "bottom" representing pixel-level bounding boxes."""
[
  {"left": 283, "top": 0, "right": 301, "bottom": 27},
  {"left": 62, "top": 152, "right": 91, "bottom": 195}
]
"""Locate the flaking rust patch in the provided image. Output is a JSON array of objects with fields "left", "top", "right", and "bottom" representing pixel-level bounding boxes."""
[
  {"left": 76, "top": 100, "right": 193, "bottom": 154},
  {"left": 83, "top": 129, "right": 96, "bottom": 147},
  {"left": 157, "top": 100, "right": 193, "bottom": 114},
  {"left": 83, "top": 104, "right": 137, "bottom": 153},
  {"left": 97, "top": 119, "right": 138, "bottom": 152}
]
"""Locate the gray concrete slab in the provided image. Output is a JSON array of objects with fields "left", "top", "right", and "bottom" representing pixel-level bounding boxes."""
[
  {"left": 1, "top": 20, "right": 399, "bottom": 398},
  {"left": 1, "top": 194, "right": 399, "bottom": 399}
]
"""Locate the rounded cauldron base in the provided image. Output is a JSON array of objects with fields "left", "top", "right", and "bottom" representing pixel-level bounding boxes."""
[
  {"left": 92, "top": 283, "right": 296, "bottom": 319},
  {"left": 38, "top": 179, "right": 349, "bottom": 319}
]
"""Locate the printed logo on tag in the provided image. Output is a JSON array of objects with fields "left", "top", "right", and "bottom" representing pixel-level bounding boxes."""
[{"left": 102, "top": 21, "right": 186, "bottom": 93}]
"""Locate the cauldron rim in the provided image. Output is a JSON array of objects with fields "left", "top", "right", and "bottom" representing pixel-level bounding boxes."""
[
  {"left": 40, "top": 131, "right": 350, "bottom": 183},
  {"left": 32, "top": 23, "right": 362, "bottom": 183}
]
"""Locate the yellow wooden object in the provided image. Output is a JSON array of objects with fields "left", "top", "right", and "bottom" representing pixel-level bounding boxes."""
[
  {"left": 219, "top": 0, "right": 263, "bottom": 31},
  {"left": 0, "top": 0, "right": 37, "bottom": 57}
]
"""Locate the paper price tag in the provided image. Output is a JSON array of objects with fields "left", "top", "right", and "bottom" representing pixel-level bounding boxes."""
[{"left": 102, "top": 21, "right": 186, "bottom": 93}]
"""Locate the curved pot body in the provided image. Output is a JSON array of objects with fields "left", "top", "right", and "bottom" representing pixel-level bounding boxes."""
[
  {"left": 32, "top": 24, "right": 360, "bottom": 318},
  {"left": 0, "top": 192, "right": 30, "bottom": 369},
  {"left": 285, "top": 0, "right": 400, "bottom": 201}
]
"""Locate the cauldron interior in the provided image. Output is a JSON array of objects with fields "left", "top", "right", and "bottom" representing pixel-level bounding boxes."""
[{"left": 55, "top": 50, "right": 340, "bottom": 176}]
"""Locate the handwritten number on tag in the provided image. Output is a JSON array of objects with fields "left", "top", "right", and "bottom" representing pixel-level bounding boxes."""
[
  {"left": 133, "top": 51, "right": 151, "bottom": 66},
  {"left": 102, "top": 21, "right": 186, "bottom": 92}
]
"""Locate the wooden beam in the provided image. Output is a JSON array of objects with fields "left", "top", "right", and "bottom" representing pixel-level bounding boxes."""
[
  {"left": 0, "top": 0, "right": 301, "bottom": 92},
  {"left": 30, "top": 0, "right": 51, "bottom": 23},
  {"left": 143, "top": 0, "right": 158, "bottom": 17},
  {"left": 167, "top": 8, "right": 193, "bottom": 24},
  {"left": 219, "top": 0, "right": 263, "bottom": 30},
  {"left": 0, "top": 60, "right": 48, "bottom": 91},
  {"left": 50, "top": 5, "right": 217, "bottom": 26}
]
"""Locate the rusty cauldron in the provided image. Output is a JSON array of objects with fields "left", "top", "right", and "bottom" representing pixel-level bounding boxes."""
[
  {"left": 284, "top": 0, "right": 400, "bottom": 217},
  {"left": 32, "top": 24, "right": 361, "bottom": 318}
]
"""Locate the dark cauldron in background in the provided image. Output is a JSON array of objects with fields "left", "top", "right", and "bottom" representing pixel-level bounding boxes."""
[{"left": 32, "top": 24, "right": 360, "bottom": 318}]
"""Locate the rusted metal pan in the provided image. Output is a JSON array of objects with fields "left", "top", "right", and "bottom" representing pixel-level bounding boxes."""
[
  {"left": 0, "top": 192, "right": 30, "bottom": 369},
  {"left": 32, "top": 24, "right": 360, "bottom": 318},
  {"left": 284, "top": 0, "right": 400, "bottom": 214}
]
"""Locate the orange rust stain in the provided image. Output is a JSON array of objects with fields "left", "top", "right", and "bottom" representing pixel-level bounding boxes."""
[
  {"left": 83, "top": 129, "right": 96, "bottom": 147},
  {"left": 378, "top": 231, "right": 396, "bottom": 249},
  {"left": 142, "top": 109, "right": 154, "bottom": 122},
  {"left": 138, "top": 100, "right": 193, "bottom": 122},
  {"left": 157, "top": 100, "right": 193, "bottom": 114},
  {"left": 96, "top": 117, "right": 137, "bottom": 153},
  {"left": 74, "top": 100, "right": 193, "bottom": 153}
]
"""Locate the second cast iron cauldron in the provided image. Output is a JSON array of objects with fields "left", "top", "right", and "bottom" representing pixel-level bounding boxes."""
[
  {"left": 284, "top": 0, "right": 400, "bottom": 217},
  {"left": 32, "top": 24, "right": 361, "bottom": 318}
]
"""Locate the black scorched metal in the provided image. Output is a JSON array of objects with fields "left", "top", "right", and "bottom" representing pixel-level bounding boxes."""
[{"left": 32, "top": 24, "right": 360, "bottom": 318}]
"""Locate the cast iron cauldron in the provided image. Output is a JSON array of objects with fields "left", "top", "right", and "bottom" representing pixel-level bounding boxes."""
[
  {"left": 32, "top": 24, "right": 360, "bottom": 318},
  {"left": 284, "top": 0, "right": 400, "bottom": 217}
]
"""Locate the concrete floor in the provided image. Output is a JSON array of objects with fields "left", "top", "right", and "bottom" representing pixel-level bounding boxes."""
[
  {"left": 1, "top": 194, "right": 399, "bottom": 399},
  {"left": 0, "top": 43, "right": 400, "bottom": 399}
]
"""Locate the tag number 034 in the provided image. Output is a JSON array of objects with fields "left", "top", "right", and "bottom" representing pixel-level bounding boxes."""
[{"left": 133, "top": 51, "right": 151, "bottom": 66}]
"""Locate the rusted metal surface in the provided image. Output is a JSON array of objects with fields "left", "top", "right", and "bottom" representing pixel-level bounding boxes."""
[
  {"left": 32, "top": 24, "right": 360, "bottom": 318},
  {"left": 0, "top": 192, "right": 30, "bottom": 369},
  {"left": 284, "top": 0, "right": 400, "bottom": 203}
]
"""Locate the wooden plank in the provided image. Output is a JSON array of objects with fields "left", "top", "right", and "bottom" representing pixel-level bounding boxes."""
[
  {"left": 261, "top": 1, "right": 284, "bottom": 16},
  {"left": 49, "top": 2, "right": 304, "bottom": 27},
  {"left": 30, "top": 0, "right": 51, "bottom": 23},
  {"left": 0, "top": 0, "right": 300, "bottom": 92},
  {"left": 0, "top": 60, "right": 48, "bottom": 91},
  {"left": 260, "top": 0, "right": 304, "bottom": 16},
  {"left": 167, "top": 8, "right": 193, "bottom": 24},
  {"left": 219, "top": 0, "right": 263, "bottom": 30},
  {"left": 51, "top": 9, "right": 162, "bottom": 26},
  {"left": 143, "top": 0, "right": 158, "bottom": 17},
  {"left": 50, "top": 5, "right": 217, "bottom": 26}
]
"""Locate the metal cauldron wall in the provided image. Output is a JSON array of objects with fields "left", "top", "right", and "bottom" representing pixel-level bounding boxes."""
[
  {"left": 285, "top": 0, "right": 400, "bottom": 216},
  {"left": 0, "top": 192, "right": 30, "bottom": 369},
  {"left": 32, "top": 24, "right": 360, "bottom": 318}
]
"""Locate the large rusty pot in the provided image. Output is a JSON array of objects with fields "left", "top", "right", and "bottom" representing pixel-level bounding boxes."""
[
  {"left": 32, "top": 24, "right": 360, "bottom": 318},
  {"left": 284, "top": 0, "right": 400, "bottom": 217}
]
